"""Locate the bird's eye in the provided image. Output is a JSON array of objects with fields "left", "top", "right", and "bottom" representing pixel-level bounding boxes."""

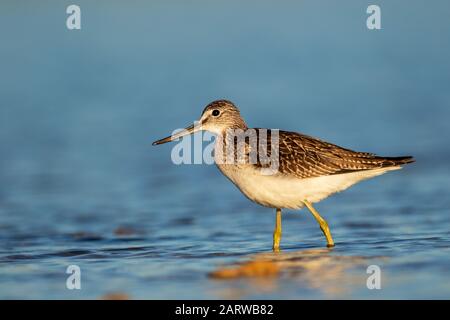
[{"left": 212, "top": 109, "right": 220, "bottom": 117}]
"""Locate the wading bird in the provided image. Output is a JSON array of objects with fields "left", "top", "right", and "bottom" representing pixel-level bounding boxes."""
[{"left": 153, "top": 100, "right": 414, "bottom": 251}]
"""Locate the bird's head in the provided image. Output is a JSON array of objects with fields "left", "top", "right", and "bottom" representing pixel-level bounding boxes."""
[{"left": 152, "top": 100, "right": 247, "bottom": 145}]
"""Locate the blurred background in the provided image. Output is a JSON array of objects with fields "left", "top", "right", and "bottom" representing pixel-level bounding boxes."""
[{"left": 0, "top": 0, "right": 449, "bottom": 299}]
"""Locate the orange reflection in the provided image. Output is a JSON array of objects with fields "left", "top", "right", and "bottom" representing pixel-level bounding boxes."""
[{"left": 209, "top": 248, "right": 386, "bottom": 298}]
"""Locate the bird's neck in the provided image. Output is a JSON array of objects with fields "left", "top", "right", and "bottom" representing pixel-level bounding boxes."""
[
  {"left": 214, "top": 123, "right": 251, "bottom": 165},
  {"left": 221, "top": 118, "right": 248, "bottom": 134}
]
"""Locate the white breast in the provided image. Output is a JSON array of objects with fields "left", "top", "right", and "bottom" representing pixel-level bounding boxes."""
[{"left": 216, "top": 163, "right": 400, "bottom": 209}]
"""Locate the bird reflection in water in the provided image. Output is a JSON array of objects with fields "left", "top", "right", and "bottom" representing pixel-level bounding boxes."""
[{"left": 209, "top": 248, "right": 386, "bottom": 298}]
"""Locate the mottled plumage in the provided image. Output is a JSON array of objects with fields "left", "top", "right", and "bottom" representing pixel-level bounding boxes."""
[
  {"left": 215, "top": 127, "right": 413, "bottom": 179},
  {"left": 261, "top": 129, "right": 413, "bottom": 178}
]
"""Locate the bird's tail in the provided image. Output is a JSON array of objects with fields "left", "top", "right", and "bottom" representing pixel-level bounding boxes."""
[{"left": 377, "top": 156, "right": 415, "bottom": 167}]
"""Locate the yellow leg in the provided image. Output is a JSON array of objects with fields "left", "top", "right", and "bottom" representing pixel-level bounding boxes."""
[
  {"left": 303, "top": 200, "right": 335, "bottom": 247},
  {"left": 272, "top": 208, "right": 282, "bottom": 252}
]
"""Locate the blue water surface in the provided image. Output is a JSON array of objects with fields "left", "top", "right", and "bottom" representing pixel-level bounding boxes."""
[{"left": 0, "top": 0, "right": 449, "bottom": 299}]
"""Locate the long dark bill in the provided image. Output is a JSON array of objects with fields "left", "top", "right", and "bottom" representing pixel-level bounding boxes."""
[{"left": 152, "top": 124, "right": 199, "bottom": 145}]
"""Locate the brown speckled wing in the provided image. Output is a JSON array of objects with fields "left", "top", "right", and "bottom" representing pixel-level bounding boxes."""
[{"left": 254, "top": 130, "right": 414, "bottom": 179}]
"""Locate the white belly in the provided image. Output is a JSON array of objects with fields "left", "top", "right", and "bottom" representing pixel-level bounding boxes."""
[{"left": 216, "top": 164, "right": 400, "bottom": 209}]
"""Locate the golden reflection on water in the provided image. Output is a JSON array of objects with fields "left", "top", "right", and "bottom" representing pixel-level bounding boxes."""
[{"left": 209, "top": 248, "right": 385, "bottom": 299}]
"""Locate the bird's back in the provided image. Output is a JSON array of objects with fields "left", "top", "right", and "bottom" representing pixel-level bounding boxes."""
[{"left": 268, "top": 130, "right": 414, "bottom": 179}]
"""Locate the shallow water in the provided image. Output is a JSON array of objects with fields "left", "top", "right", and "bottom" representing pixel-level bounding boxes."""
[{"left": 1, "top": 0, "right": 450, "bottom": 299}]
